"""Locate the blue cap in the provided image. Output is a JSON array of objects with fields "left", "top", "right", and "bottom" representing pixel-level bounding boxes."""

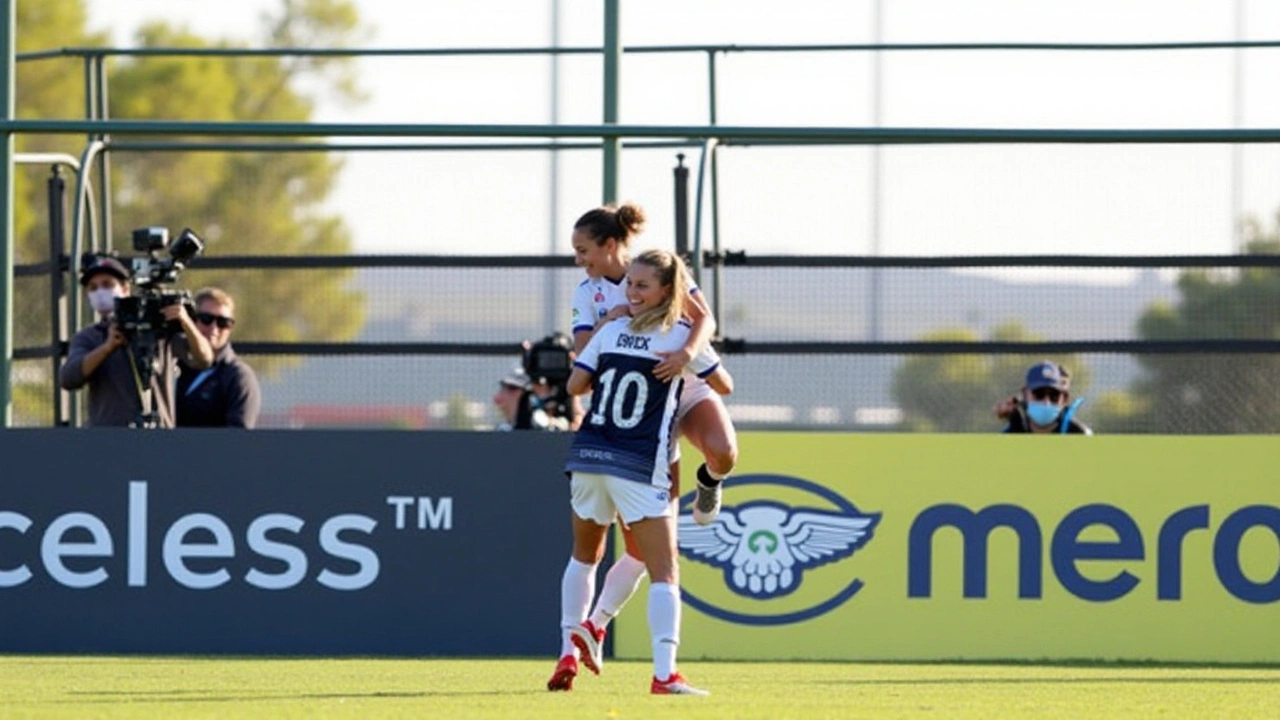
[{"left": 1025, "top": 361, "right": 1069, "bottom": 392}]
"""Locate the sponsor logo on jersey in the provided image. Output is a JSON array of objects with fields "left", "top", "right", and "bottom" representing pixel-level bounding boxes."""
[{"left": 616, "top": 334, "right": 651, "bottom": 351}]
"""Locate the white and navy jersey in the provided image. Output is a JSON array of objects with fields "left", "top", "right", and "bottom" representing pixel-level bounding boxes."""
[
  {"left": 565, "top": 318, "right": 721, "bottom": 487},
  {"left": 571, "top": 271, "right": 701, "bottom": 336}
]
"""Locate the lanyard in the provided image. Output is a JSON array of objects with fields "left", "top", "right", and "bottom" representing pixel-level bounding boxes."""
[{"left": 185, "top": 367, "right": 216, "bottom": 396}]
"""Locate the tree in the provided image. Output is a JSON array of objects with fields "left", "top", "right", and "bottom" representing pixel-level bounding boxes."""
[
  {"left": 443, "top": 392, "right": 480, "bottom": 430},
  {"left": 107, "top": 2, "right": 369, "bottom": 372},
  {"left": 1086, "top": 389, "right": 1151, "bottom": 434},
  {"left": 1131, "top": 235, "right": 1280, "bottom": 434},
  {"left": 892, "top": 322, "right": 1088, "bottom": 432},
  {"left": 11, "top": 0, "right": 370, "bottom": 424}
]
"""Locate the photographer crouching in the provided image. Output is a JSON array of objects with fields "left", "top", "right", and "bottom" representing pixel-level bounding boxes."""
[{"left": 58, "top": 227, "right": 214, "bottom": 428}]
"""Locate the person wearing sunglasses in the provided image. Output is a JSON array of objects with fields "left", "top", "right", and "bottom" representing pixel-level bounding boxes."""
[
  {"left": 59, "top": 253, "right": 214, "bottom": 428},
  {"left": 995, "top": 361, "right": 1092, "bottom": 435},
  {"left": 175, "top": 287, "right": 261, "bottom": 428}
]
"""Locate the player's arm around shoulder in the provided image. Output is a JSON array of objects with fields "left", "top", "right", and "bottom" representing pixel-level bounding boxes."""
[{"left": 656, "top": 293, "right": 715, "bottom": 381}]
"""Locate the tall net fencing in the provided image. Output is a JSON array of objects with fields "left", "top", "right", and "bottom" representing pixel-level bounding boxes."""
[{"left": 9, "top": 45, "right": 1280, "bottom": 433}]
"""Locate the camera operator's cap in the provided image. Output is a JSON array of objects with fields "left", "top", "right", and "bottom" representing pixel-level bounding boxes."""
[
  {"left": 79, "top": 254, "right": 129, "bottom": 286},
  {"left": 1025, "top": 361, "right": 1070, "bottom": 392},
  {"left": 499, "top": 367, "right": 531, "bottom": 391}
]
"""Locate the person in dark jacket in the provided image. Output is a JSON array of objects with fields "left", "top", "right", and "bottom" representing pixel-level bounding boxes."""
[
  {"left": 176, "top": 287, "right": 261, "bottom": 428},
  {"left": 994, "top": 360, "right": 1092, "bottom": 435}
]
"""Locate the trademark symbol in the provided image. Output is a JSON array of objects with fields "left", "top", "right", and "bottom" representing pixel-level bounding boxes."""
[{"left": 385, "top": 496, "right": 453, "bottom": 531}]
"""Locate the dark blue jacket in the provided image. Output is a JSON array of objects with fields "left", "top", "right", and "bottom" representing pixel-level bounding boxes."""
[{"left": 176, "top": 344, "right": 261, "bottom": 428}]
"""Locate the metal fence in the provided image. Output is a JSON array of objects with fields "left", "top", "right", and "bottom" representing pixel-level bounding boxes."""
[{"left": 6, "top": 41, "right": 1280, "bottom": 433}]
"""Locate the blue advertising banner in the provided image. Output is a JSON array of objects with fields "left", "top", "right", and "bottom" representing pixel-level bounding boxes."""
[{"left": 0, "top": 429, "right": 573, "bottom": 656}]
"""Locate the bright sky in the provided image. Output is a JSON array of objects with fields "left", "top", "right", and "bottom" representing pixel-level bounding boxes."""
[{"left": 82, "top": 0, "right": 1280, "bottom": 259}]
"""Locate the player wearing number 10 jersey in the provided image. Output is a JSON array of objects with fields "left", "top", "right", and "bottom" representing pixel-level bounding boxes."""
[
  {"left": 564, "top": 319, "right": 721, "bottom": 485},
  {"left": 551, "top": 249, "right": 732, "bottom": 696}
]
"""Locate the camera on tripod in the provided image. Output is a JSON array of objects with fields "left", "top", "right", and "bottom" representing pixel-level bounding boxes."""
[{"left": 113, "top": 226, "right": 205, "bottom": 338}]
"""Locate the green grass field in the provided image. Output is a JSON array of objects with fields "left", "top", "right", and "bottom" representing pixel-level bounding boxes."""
[{"left": 2, "top": 657, "right": 1278, "bottom": 719}]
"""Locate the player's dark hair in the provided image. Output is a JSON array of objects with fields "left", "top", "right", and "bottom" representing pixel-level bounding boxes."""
[{"left": 574, "top": 202, "right": 646, "bottom": 247}]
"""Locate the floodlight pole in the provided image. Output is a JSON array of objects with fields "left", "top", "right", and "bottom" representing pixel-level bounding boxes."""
[
  {"left": 544, "top": 0, "right": 562, "bottom": 336},
  {"left": 1229, "top": 0, "right": 1244, "bottom": 252},
  {"left": 0, "top": 0, "right": 15, "bottom": 426},
  {"left": 602, "top": 0, "right": 620, "bottom": 204},
  {"left": 868, "top": 0, "right": 884, "bottom": 343}
]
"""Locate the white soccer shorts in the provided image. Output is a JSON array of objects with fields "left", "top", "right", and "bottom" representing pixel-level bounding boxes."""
[
  {"left": 571, "top": 472, "right": 673, "bottom": 526},
  {"left": 675, "top": 373, "right": 717, "bottom": 426}
]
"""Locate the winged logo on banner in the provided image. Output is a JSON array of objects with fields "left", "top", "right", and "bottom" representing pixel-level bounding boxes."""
[{"left": 678, "top": 501, "right": 877, "bottom": 599}]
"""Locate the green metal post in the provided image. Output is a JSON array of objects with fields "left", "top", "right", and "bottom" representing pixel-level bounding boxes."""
[
  {"left": 94, "top": 55, "right": 113, "bottom": 252},
  {"left": 602, "top": 0, "right": 620, "bottom": 204},
  {"left": 707, "top": 50, "right": 723, "bottom": 332},
  {"left": 0, "top": 0, "right": 14, "bottom": 426}
]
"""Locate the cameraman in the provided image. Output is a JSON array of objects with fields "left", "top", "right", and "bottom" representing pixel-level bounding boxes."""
[
  {"left": 58, "top": 253, "right": 214, "bottom": 428},
  {"left": 522, "top": 333, "right": 580, "bottom": 430},
  {"left": 492, "top": 367, "right": 571, "bottom": 432}
]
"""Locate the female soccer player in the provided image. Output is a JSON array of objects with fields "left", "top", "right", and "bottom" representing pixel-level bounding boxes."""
[
  {"left": 549, "top": 249, "right": 732, "bottom": 695},
  {"left": 561, "top": 203, "right": 738, "bottom": 668}
]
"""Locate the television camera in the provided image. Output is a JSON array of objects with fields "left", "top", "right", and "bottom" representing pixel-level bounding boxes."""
[
  {"left": 111, "top": 226, "right": 204, "bottom": 335},
  {"left": 109, "top": 226, "right": 205, "bottom": 428},
  {"left": 517, "top": 332, "right": 576, "bottom": 430}
]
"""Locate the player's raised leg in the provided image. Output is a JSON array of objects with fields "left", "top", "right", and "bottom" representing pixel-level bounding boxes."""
[{"left": 680, "top": 395, "right": 737, "bottom": 525}]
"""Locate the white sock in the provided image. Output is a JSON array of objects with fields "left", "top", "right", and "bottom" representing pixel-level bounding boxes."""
[
  {"left": 648, "top": 582, "right": 680, "bottom": 680},
  {"left": 560, "top": 558, "right": 597, "bottom": 657},
  {"left": 708, "top": 465, "right": 731, "bottom": 481},
  {"left": 589, "top": 553, "right": 647, "bottom": 629}
]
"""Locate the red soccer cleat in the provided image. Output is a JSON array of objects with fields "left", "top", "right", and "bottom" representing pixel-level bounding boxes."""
[
  {"left": 651, "top": 672, "right": 710, "bottom": 696},
  {"left": 546, "top": 654, "right": 578, "bottom": 691},
  {"left": 569, "top": 620, "right": 607, "bottom": 675}
]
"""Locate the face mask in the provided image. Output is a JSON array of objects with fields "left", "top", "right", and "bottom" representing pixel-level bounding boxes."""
[
  {"left": 1026, "top": 400, "right": 1062, "bottom": 427},
  {"left": 87, "top": 287, "right": 122, "bottom": 314}
]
